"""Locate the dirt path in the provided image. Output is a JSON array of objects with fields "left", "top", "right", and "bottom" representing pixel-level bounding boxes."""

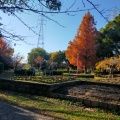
[{"left": 0, "top": 101, "right": 54, "bottom": 120}]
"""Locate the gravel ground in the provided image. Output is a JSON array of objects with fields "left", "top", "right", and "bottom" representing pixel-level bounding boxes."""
[{"left": 0, "top": 101, "right": 54, "bottom": 120}]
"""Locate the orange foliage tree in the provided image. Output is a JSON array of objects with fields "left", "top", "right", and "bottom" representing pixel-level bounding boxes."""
[
  {"left": 34, "top": 56, "right": 44, "bottom": 64},
  {"left": 0, "top": 38, "right": 14, "bottom": 57},
  {"left": 34, "top": 56, "right": 44, "bottom": 69},
  {"left": 0, "top": 37, "right": 14, "bottom": 69},
  {"left": 65, "top": 11, "right": 98, "bottom": 73}
]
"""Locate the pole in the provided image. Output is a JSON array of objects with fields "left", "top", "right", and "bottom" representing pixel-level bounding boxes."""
[{"left": 76, "top": 54, "right": 78, "bottom": 74}]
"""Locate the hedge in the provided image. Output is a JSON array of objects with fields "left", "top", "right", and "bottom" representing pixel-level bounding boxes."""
[
  {"left": 43, "top": 70, "right": 63, "bottom": 75},
  {"left": 14, "top": 68, "right": 35, "bottom": 76}
]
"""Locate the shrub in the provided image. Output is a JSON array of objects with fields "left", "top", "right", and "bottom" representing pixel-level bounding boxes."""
[
  {"left": 14, "top": 68, "right": 35, "bottom": 76},
  {"left": 94, "top": 71, "right": 109, "bottom": 77},
  {"left": 62, "top": 70, "right": 77, "bottom": 74},
  {"left": 27, "top": 68, "right": 35, "bottom": 76},
  {"left": 53, "top": 70, "right": 63, "bottom": 75},
  {"left": 43, "top": 70, "right": 63, "bottom": 75},
  {"left": 70, "top": 74, "right": 94, "bottom": 78},
  {"left": 78, "top": 74, "right": 94, "bottom": 78}
]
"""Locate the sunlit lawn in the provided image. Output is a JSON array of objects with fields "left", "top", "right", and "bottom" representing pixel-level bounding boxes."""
[{"left": 0, "top": 90, "right": 119, "bottom": 120}]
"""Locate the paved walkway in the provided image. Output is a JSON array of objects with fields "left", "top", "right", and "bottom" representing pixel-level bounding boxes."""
[{"left": 0, "top": 101, "right": 54, "bottom": 120}]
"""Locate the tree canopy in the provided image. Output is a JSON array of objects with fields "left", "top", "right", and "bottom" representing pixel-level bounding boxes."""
[
  {"left": 0, "top": 37, "right": 14, "bottom": 69},
  {"left": 0, "top": 0, "right": 111, "bottom": 41},
  {"left": 66, "top": 11, "right": 98, "bottom": 72},
  {"left": 0, "top": 0, "right": 61, "bottom": 14},
  {"left": 96, "top": 56, "right": 120, "bottom": 72},
  {"left": 97, "top": 14, "right": 120, "bottom": 60},
  {"left": 50, "top": 50, "right": 67, "bottom": 68},
  {"left": 27, "top": 47, "right": 49, "bottom": 66},
  {"left": 50, "top": 51, "right": 66, "bottom": 63},
  {"left": 12, "top": 53, "right": 24, "bottom": 69}
]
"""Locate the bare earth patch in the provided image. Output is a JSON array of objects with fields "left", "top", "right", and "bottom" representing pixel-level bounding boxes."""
[{"left": 58, "top": 84, "right": 120, "bottom": 105}]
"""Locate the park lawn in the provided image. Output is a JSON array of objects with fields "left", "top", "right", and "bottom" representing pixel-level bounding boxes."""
[{"left": 0, "top": 90, "right": 119, "bottom": 120}]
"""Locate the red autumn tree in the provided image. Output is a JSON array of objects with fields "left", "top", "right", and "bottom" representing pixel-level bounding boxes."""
[
  {"left": 0, "top": 37, "right": 14, "bottom": 69},
  {"left": 65, "top": 11, "right": 98, "bottom": 73},
  {"left": 0, "top": 38, "right": 14, "bottom": 57},
  {"left": 34, "top": 56, "right": 44, "bottom": 69},
  {"left": 34, "top": 56, "right": 44, "bottom": 64}
]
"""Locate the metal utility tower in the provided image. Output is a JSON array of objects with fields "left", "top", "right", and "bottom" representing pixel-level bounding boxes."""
[
  {"left": 37, "top": 12, "right": 44, "bottom": 48},
  {"left": 109, "top": 7, "right": 120, "bottom": 21}
]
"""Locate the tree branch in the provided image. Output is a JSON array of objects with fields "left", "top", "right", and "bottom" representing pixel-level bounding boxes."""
[
  {"left": 0, "top": 0, "right": 112, "bottom": 43},
  {"left": 13, "top": 13, "right": 40, "bottom": 36},
  {"left": 86, "top": 0, "right": 109, "bottom": 22}
]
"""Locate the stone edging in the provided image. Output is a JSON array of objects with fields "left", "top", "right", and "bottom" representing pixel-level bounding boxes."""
[
  {"left": 49, "top": 92, "right": 120, "bottom": 114},
  {"left": 48, "top": 80, "right": 120, "bottom": 114}
]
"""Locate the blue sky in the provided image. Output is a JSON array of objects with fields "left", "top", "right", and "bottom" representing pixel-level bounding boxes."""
[{"left": 0, "top": 0, "right": 120, "bottom": 62}]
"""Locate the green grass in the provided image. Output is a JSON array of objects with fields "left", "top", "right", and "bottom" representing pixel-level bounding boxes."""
[{"left": 0, "top": 90, "right": 119, "bottom": 120}]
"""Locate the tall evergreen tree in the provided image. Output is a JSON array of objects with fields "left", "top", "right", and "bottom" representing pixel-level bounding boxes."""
[{"left": 66, "top": 11, "right": 98, "bottom": 73}]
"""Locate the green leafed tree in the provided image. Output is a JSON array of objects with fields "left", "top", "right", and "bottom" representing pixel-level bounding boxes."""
[
  {"left": 50, "top": 50, "right": 67, "bottom": 69},
  {"left": 0, "top": 0, "right": 61, "bottom": 14},
  {"left": 97, "top": 14, "right": 120, "bottom": 60},
  {"left": 27, "top": 47, "right": 49, "bottom": 67},
  {"left": 50, "top": 51, "right": 65, "bottom": 63}
]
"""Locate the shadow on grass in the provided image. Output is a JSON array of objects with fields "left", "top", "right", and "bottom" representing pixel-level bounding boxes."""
[
  {"left": 0, "top": 100, "right": 65, "bottom": 120},
  {"left": 0, "top": 101, "right": 54, "bottom": 120},
  {"left": 0, "top": 90, "right": 65, "bottom": 120},
  {"left": 0, "top": 100, "right": 111, "bottom": 120},
  {"left": 0, "top": 90, "right": 119, "bottom": 120}
]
